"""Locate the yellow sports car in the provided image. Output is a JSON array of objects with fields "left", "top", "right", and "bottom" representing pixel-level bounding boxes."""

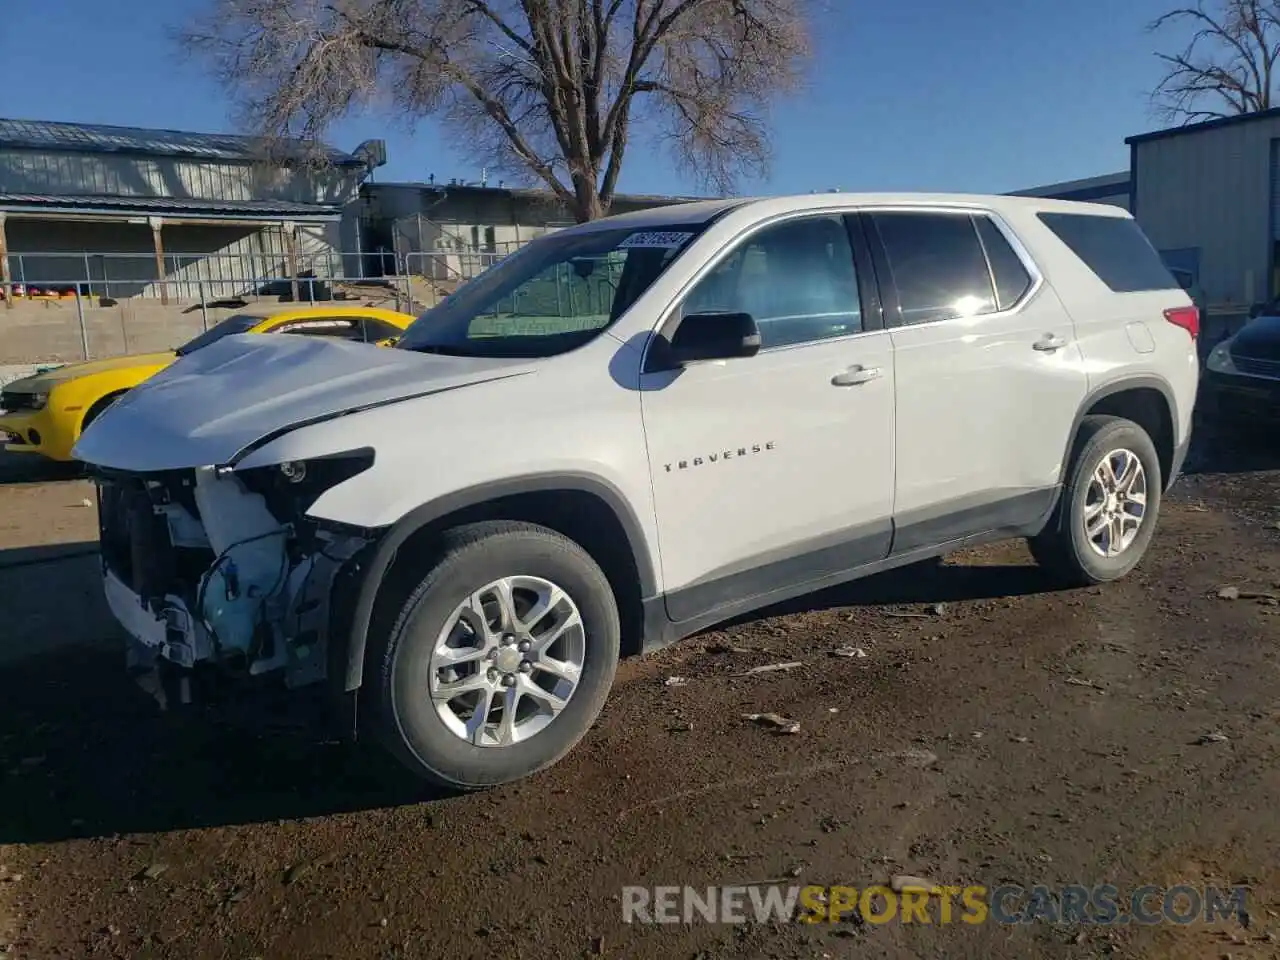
[{"left": 0, "top": 304, "right": 418, "bottom": 462}]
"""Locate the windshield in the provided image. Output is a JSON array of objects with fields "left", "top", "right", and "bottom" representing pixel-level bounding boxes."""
[
  {"left": 396, "top": 224, "right": 705, "bottom": 357},
  {"left": 176, "top": 313, "right": 261, "bottom": 356}
]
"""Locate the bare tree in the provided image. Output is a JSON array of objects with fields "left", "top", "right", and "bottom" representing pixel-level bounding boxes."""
[
  {"left": 1150, "top": 0, "right": 1280, "bottom": 123},
  {"left": 181, "top": 0, "right": 812, "bottom": 221}
]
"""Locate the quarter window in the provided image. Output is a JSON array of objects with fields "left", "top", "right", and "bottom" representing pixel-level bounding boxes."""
[
  {"left": 974, "top": 216, "right": 1034, "bottom": 311},
  {"left": 871, "top": 212, "right": 997, "bottom": 326},
  {"left": 1037, "top": 212, "right": 1179, "bottom": 293},
  {"left": 680, "top": 215, "right": 862, "bottom": 348}
]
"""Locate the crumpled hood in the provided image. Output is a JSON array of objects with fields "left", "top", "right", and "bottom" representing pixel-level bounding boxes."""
[{"left": 72, "top": 333, "right": 536, "bottom": 471}]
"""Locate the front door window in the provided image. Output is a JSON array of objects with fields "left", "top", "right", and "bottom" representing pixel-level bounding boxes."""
[{"left": 681, "top": 215, "right": 863, "bottom": 348}]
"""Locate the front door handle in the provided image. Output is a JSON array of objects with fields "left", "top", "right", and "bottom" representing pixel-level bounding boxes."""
[
  {"left": 1033, "top": 333, "right": 1068, "bottom": 352},
  {"left": 831, "top": 365, "right": 883, "bottom": 386}
]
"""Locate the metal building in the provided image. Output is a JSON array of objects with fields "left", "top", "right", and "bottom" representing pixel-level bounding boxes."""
[
  {"left": 0, "top": 118, "right": 382, "bottom": 303},
  {"left": 1127, "top": 108, "right": 1280, "bottom": 315},
  {"left": 351, "top": 181, "right": 703, "bottom": 283}
]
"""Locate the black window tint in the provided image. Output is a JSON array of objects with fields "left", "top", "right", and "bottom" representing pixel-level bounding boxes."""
[
  {"left": 682, "top": 215, "right": 862, "bottom": 348},
  {"left": 974, "top": 216, "right": 1033, "bottom": 310},
  {"left": 174, "top": 313, "right": 260, "bottom": 356},
  {"left": 872, "top": 212, "right": 996, "bottom": 326},
  {"left": 1037, "top": 212, "right": 1178, "bottom": 293}
]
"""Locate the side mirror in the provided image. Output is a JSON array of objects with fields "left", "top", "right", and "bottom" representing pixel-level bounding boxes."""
[{"left": 668, "top": 312, "right": 762, "bottom": 365}]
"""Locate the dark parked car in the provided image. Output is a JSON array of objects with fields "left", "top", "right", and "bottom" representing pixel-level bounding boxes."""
[{"left": 1204, "top": 313, "right": 1280, "bottom": 419}]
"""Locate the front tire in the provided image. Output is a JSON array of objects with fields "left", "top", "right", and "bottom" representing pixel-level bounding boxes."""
[
  {"left": 1029, "top": 415, "right": 1162, "bottom": 586},
  {"left": 371, "top": 520, "right": 620, "bottom": 790}
]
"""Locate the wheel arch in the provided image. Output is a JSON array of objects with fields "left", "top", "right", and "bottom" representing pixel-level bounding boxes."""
[
  {"left": 338, "top": 473, "right": 659, "bottom": 693},
  {"left": 1061, "top": 376, "right": 1180, "bottom": 491},
  {"left": 79, "top": 388, "right": 130, "bottom": 434}
]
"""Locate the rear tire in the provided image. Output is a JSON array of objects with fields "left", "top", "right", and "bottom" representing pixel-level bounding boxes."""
[
  {"left": 1029, "top": 415, "right": 1162, "bottom": 586},
  {"left": 370, "top": 520, "right": 620, "bottom": 790}
]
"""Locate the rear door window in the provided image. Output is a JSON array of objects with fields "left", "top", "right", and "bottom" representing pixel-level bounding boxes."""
[
  {"left": 1036, "top": 212, "right": 1179, "bottom": 292},
  {"left": 870, "top": 212, "right": 997, "bottom": 326}
]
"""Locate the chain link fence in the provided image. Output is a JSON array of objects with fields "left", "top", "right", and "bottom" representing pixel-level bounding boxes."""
[{"left": 0, "top": 248, "right": 521, "bottom": 365}]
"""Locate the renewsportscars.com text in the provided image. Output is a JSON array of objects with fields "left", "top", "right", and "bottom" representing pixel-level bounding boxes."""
[{"left": 621, "top": 883, "right": 1248, "bottom": 927}]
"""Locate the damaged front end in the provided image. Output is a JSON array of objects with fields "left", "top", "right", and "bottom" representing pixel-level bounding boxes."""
[{"left": 94, "top": 450, "right": 378, "bottom": 711}]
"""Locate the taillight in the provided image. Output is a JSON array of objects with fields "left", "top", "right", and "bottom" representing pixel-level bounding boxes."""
[{"left": 1164, "top": 305, "right": 1199, "bottom": 339}]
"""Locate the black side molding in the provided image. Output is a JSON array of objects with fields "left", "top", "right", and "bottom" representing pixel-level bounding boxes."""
[{"left": 643, "top": 487, "right": 1058, "bottom": 654}]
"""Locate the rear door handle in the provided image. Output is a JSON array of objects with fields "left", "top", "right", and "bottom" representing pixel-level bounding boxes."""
[
  {"left": 831, "top": 365, "right": 883, "bottom": 386},
  {"left": 1033, "top": 334, "right": 1068, "bottom": 352}
]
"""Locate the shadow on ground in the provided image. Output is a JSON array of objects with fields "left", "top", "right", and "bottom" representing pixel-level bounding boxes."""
[
  {"left": 0, "top": 545, "right": 1079, "bottom": 844},
  {"left": 0, "top": 400, "right": 1273, "bottom": 845},
  {"left": 1183, "top": 403, "right": 1280, "bottom": 476},
  {"left": 725, "top": 556, "right": 1067, "bottom": 627},
  {"left": 0, "top": 542, "right": 99, "bottom": 572},
  {"left": 0, "top": 546, "right": 110, "bottom": 666},
  {"left": 0, "top": 534, "right": 447, "bottom": 844},
  {"left": 0, "top": 643, "right": 439, "bottom": 845},
  {"left": 0, "top": 451, "right": 85, "bottom": 487}
]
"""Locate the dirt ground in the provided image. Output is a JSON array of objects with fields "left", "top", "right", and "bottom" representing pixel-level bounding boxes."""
[{"left": 1, "top": 419, "right": 1279, "bottom": 960}]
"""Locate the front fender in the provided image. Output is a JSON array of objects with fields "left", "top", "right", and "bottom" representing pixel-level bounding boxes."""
[{"left": 337, "top": 472, "right": 660, "bottom": 692}]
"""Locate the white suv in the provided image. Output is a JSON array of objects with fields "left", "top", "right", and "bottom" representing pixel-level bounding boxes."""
[{"left": 73, "top": 193, "right": 1200, "bottom": 789}]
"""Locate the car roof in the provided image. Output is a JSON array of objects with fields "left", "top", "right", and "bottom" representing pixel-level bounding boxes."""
[
  {"left": 571, "top": 197, "right": 749, "bottom": 230},
  {"left": 567, "top": 192, "right": 1131, "bottom": 236}
]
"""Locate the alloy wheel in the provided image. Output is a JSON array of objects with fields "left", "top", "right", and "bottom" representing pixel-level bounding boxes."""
[
  {"left": 1083, "top": 448, "right": 1148, "bottom": 559},
  {"left": 428, "top": 576, "right": 586, "bottom": 746}
]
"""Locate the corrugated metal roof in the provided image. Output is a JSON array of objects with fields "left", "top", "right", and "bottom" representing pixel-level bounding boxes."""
[
  {"left": 1007, "top": 172, "right": 1131, "bottom": 203},
  {"left": 0, "top": 193, "right": 344, "bottom": 221},
  {"left": 1008, "top": 171, "right": 1129, "bottom": 195},
  {"left": 0, "top": 118, "right": 362, "bottom": 166},
  {"left": 1125, "top": 106, "right": 1280, "bottom": 145},
  {"left": 367, "top": 181, "right": 710, "bottom": 204}
]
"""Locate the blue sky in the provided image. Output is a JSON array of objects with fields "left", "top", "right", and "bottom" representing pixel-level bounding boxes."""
[{"left": 2, "top": 0, "right": 1194, "bottom": 197}]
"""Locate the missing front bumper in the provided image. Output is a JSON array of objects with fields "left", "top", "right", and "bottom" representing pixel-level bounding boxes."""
[{"left": 96, "top": 468, "right": 373, "bottom": 703}]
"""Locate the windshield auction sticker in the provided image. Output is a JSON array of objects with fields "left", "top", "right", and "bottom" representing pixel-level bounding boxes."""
[{"left": 618, "top": 231, "right": 696, "bottom": 249}]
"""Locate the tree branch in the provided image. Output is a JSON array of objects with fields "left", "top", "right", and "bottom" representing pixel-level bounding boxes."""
[
  {"left": 182, "top": 0, "right": 811, "bottom": 221},
  {"left": 1149, "top": 0, "right": 1280, "bottom": 121}
]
